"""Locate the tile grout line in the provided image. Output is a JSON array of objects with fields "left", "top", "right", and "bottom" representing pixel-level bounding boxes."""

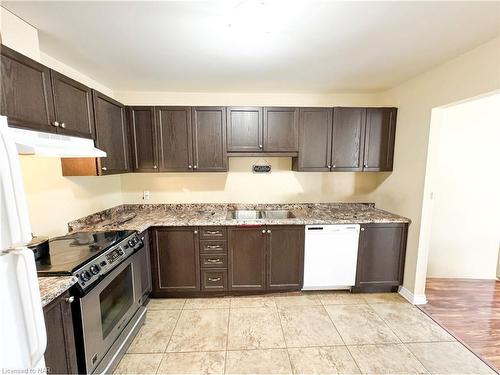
[
  {"left": 367, "top": 303, "right": 432, "bottom": 375},
  {"left": 322, "top": 302, "right": 364, "bottom": 375},
  {"left": 274, "top": 296, "right": 294, "bottom": 374},
  {"left": 224, "top": 303, "right": 232, "bottom": 375}
]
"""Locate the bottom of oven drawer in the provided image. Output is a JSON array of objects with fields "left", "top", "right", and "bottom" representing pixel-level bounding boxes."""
[{"left": 201, "top": 269, "right": 227, "bottom": 291}]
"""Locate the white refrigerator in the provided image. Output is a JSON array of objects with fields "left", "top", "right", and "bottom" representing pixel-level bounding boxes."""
[{"left": 0, "top": 116, "right": 47, "bottom": 372}]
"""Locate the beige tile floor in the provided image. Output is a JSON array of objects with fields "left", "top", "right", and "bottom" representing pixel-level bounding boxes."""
[{"left": 114, "top": 292, "right": 495, "bottom": 375}]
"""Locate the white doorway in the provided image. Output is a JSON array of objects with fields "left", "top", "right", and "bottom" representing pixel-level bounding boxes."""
[{"left": 423, "top": 93, "right": 500, "bottom": 280}]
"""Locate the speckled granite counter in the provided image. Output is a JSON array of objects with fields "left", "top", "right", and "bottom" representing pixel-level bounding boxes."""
[
  {"left": 38, "top": 276, "right": 77, "bottom": 307},
  {"left": 68, "top": 203, "right": 410, "bottom": 233}
]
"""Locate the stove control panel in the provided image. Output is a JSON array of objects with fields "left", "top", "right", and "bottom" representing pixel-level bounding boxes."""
[{"left": 73, "top": 232, "right": 143, "bottom": 293}]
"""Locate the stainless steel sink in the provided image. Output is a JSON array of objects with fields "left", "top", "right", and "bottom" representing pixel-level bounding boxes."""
[
  {"left": 225, "top": 209, "right": 295, "bottom": 220},
  {"left": 261, "top": 210, "right": 296, "bottom": 219},
  {"left": 226, "top": 210, "right": 263, "bottom": 219}
]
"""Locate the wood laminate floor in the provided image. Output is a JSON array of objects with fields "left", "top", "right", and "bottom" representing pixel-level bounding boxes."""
[{"left": 420, "top": 278, "right": 500, "bottom": 373}]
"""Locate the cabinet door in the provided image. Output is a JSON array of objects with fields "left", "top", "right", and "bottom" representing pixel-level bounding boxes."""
[
  {"left": 50, "top": 70, "right": 94, "bottom": 138},
  {"left": 267, "top": 226, "right": 304, "bottom": 291},
  {"left": 92, "top": 90, "right": 130, "bottom": 175},
  {"left": 363, "top": 108, "right": 397, "bottom": 171},
  {"left": 295, "top": 107, "right": 332, "bottom": 171},
  {"left": 228, "top": 227, "right": 266, "bottom": 291},
  {"left": 226, "top": 107, "right": 263, "bottom": 152},
  {"left": 331, "top": 107, "right": 366, "bottom": 171},
  {"left": 128, "top": 106, "right": 158, "bottom": 172},
  {"left": 156, "top": 107, "right": 193, "bottom": 172},
  {"left": 151, "top": 227, "right": 200, "bottom": 293},
  {"left": 192, "top": 107, "right": 227, "bottom": 171},
  {"left": 0, "top": 44, "right": 55, "bottom": 133},
  {"left": 44, "top": 291, "right": 78, "bottom": 374},
  {"left": 263, "top": 107, "right": 298, "bottom": 152},
  {"left": 355, "top": 223, "right": 407, "bottom": 292}
]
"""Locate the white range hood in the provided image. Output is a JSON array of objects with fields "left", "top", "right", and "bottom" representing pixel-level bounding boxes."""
[{"left": 9, "top": 126, "right": 106, "bottom": 158}]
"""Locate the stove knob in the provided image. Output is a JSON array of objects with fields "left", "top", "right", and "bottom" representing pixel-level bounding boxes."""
[
  {"left": 90, "top": 264, "right": 100, "bottom": 275},
  {"left": 80, "top": 270, "right": 91, "bottom": 282}
]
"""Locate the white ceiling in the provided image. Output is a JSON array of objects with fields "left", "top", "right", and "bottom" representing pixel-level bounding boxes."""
[{"left": 3, "top": 1, "right": 500, "bottom": 93}]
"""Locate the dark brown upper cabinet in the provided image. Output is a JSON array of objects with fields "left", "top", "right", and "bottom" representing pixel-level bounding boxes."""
[
  {"left": 1, "top": 44, "right": 55, "bottom": 133},
  {"left": 226, "top": 107, "right": 263, "bottom": 152},
  {"left": 50, "top": 70, "right": 94, "bottom": 139},
  {"left": 156, "top": 106, "right": 193, "bottom": 172},
  {"left": 363, "top": 108, "right": 397, "bottom": 171},
  {"left": 1, "top": 45, "right": 94, "bottom": 138},
  {"left": 266, "top": 226, "right": 304, "bottom": 291},
  {"left": 92, "top": 90, "right": 130, "bottom": 175},
  {"left": 353, "top": 223, "right": 407, "bottom": 293},
  {"left": 150, "top": 227, "right": 200, "bottom": 294},
  {"left": 263, "top": 107, "right": 299, "bottom": 152},
  {"left": 228, "top": 227, "right": 267, "bottom": 291},
  {"left": 128, "top": 106, "right": 158, "bottom": 172},
  {"left": 331, "top": 107, "right": 366, "bottom": 171},
  {"left": 192, "top": 106, "right": 227, "bottom": 172},
  {"left": 293, "top": 107, "right": 333, "bottom": 171}
]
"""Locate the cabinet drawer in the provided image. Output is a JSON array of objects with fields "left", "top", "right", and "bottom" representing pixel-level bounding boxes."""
[
  {"left": 201, "top": 269, "right": 227, "bottom": 291},
  {"left": 200, "top": 254, "right": 227, "bottom": 268},
  {"left": 200, "top": 240, "right": 227, "bottom": 254},
  {"left": 200, "top": 227, "right": 226, "bottom": 240}
]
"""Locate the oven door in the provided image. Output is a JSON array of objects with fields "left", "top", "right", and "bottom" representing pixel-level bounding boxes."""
[{"left": 79, "top": 254, "right": 142, "bottom": 373}]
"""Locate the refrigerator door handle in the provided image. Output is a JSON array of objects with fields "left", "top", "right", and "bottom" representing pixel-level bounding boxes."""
[{"left": 13, "top": 247, "right": 47, "bottom": 367}]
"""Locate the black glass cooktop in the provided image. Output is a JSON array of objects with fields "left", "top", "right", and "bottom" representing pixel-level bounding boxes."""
[{"left": 36, "top": 230, "right": 135, "bottom": 275}]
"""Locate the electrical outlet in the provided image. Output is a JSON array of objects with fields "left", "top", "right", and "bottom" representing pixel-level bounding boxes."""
[{"left": 142, "top": 190, "right": 150, "bottom": 200}]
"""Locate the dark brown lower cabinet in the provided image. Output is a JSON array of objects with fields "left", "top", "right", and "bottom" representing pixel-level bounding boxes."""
[
  {"left": 150, "top": 227, "right": 200, "bottom": 295},
  {"left": 228, "top": 227, "right": 267, "bottom": 291},
  {"left": 43, "top": 291, "right": 78, "bottom": 374},
  {"left": 267, "top": 226, "right": 304, "bottom": 290},
  {"left": 353, "top": 223, "right": 408, "bottom": 293}
]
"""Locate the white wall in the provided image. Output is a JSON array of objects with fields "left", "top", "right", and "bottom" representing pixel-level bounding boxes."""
[
  {"left": 426, "top": 93, "right": 500, "bottom": 279},
  {"left": 374, "top": 37, "right": 500, "bottom": 299},
  {"left": 121, "top": 158, "right": 379, "bottom": 204}
]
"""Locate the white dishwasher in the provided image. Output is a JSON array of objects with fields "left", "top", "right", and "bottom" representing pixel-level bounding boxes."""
[{"left": 303, "top": 224, "right": 360, "bottom": 290}]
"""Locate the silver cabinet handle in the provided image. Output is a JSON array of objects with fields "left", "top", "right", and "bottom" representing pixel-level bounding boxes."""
[
  {"left": 259, "top": 144, "right": 263, "bottom": 148},
  {"left": 66, "top": 296, "right": 75, "bottom": 303},
  {"left": 361, "top": 228, "right": 365, "bottom": 231},
  {"left": 101, "top": 167, "right": 107, "bottom": 171},
  {"left": 364, "top": 164, "right": 368, "bottom": 168},
  {"left": 262, "top": 230, "right": 266, "bottom": 233},
  {"left": 332, "top": 164, "right": 336, "bottom": 168},
  {"left": 53, "top": 121, "right": 60, "bottom": 127},
  {"left": 206, "top": 245, "right": 222, "bottom": 250},
  {"left": 207, "top": 258, "right": 221, "bottom": 263},
  {"left": 267, "top": 229, "right": 271, "bottom": 234},
  {"left": 60, "top": 123, "right": 66, "bottom": 129},
  {"left": 206, "top": 230, "right": 220, "bottom": 235},
  {"left": 153, "top": 165, "right": 157, "bottom": 169},
  {"left": 208, "top": 277, "right": 221, "bottom": 282},
  {"left": 193, "top": 165, "right": 198, "bottom": 169},
  {"left": 188, "top": 165, "right": 192, "bottom": 169},
  {"left": 327, "top": 165, "right": 331, "bottom": 168},
  {"left": 194, "top": 230, "right": 198, "bottom": 234}
]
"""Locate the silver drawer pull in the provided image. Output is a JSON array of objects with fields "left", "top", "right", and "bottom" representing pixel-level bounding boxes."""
[
  {"left": 208, "top": 277, "right": 221, "bottom": 282},
  {"left": 206, "top": 245, "right": 222, "bottom": 250},
  {"left": 206, "top": 230, "right": 221, "bottom": 235},
  {"left": 207, "top": 258, "right": 221, "bottom": 263},
  {"left": 66, "top": 296, "right": 75, "bottom": 303}
]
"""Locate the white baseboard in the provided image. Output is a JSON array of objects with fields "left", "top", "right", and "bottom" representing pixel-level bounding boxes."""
[{"left": 398, "top": 286, "right": 428, "bottom": 305}]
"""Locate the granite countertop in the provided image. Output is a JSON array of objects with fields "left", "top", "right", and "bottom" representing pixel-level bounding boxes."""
[
  {"left": 68, "top": 203, "right": 411, "bottom": 233},
  {"left": 38, "top": 276, "right": 77, "bottom": 307}
]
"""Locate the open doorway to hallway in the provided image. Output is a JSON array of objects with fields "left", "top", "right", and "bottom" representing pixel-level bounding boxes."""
[{"left": 418, "top": 92, "right": 500, "bottom": 372}]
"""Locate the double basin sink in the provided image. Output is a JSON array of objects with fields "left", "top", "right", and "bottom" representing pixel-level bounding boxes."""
[{"left": 226, "top": 209, "right": 295, "bottom": 220}]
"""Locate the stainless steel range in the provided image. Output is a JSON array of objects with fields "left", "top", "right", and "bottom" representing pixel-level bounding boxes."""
[{"left": 36, "top": 230, "right": 151, "bottom": 374}]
